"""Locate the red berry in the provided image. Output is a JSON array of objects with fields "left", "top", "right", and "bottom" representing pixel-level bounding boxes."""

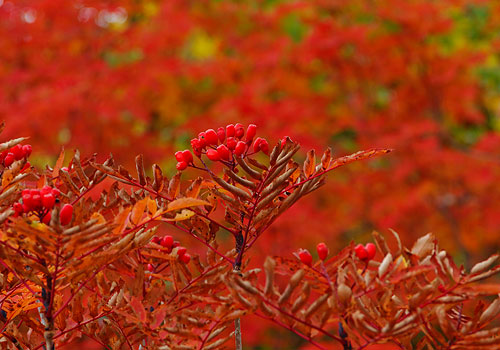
[
  {"left": 13, "top": 202, "right": 23, "bottom": 214},
  {"left": 175, "top": 151, "right": 184, "bottom": 162},
  {"left": 182, "top": 150, "right": 193, "bottom": 164},
  {"left": 245, "top": 124, "right": 257, "bottom": 141},
  {"left": 11, "top": 145, "right": 24, "bottom": 160},
  {"left": 59, "top": 204, "right": 73, "bottom": 225},
  {"left": 316, "top": 242, "right": 329, "bottom": 261},
  {"left": 281, "top": 136, "right": 290, "bottom": 149},
  {"left": 173, "top": 240, "right": 180, "bottom": 248},
  {"left": 226, "top": 124, "right": 235, "bottom": 137},
  {"left": 32, "top": 194, "right": 42, "bottom": 209},
  {"left": 41, "top": 185, "right": 52, "bottom": 195},
  {"left": 204, "top": 129, "right": 219, "bottom": 145},
  {"left": 51, "top": 188, "right": 61, "bottom": 197},
  {"left": 147, "top": 263, "right": 154, "bottom": 272},
  {"left": 217, "top": 144, "right": 230, "bottom": 161},
  {"left": 22, "top": 145, "right": 32, "bottom": 157},
  {"left": 365, "top": 243, "right": 376, "bottom": 260},
  {"left": 235, "top": 123, "right": 245, "bottom": 138},
  {"left": 253, "top": 137, "right": 263, "bottom": 152},
  {"left": 4, "top": 153, "right": 15, "bottom": 167},
  {"left": 161, "top": 235, "right": 174, "bottom": 249},
  {"left": 152, "top": 236, "right": 161, "bottom": 244},
  {"left": 234, "top": 141, "right": 247, "bottom": 156},
  {"left": 176, "top": 161, "right": 188, "bottom": 171},
  {"left": 226, "top": 137, "right": 237, "bottom": 150},
  {"left": 259, "top": 139, "right": 269, "bottom": 155},
  {"left": 298, "top": 249, "right": 313, "bottom": 266},
  {"left": 42, "top": 211, "right": 52, "bottom": 225},
  {"left": 42, "top": 193, "right": 56, "bottom": 209},
  {"left": 354, "top": 244, "right": 368, "bottom": 260},
  {"left": 438, "top": 284, "right": 447, "bottom": 293},
  {"left": 206, "top": 149, "right": 221, "bottom": 161},
  {"left": 61, "top": 167, "right": 69, "bottom": 172},
  {"left": 217, "top": 127, "right": 225, "bottom": 142},
  {"left": 176, "top": 246, "right": 187, "bottom": 258},
  {"left": 180, "top": 253, "right": 191, "bottom": 264},
  {"left": 22, "top": 203, "right": 30, "bottom": 213},
  {"left": 197, "top": 132, "right": 207, "bottom": 147}
]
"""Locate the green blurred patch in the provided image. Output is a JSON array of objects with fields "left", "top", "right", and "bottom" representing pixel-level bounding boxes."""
[
  {"left": 103, "top": 48, "right": 144, "bottom": 67},
  {"left": 281, "top": 14, "right": 307, "bottom": 43},
  {"left": 330, "top": 128, "right": 358, "bottom": 151},
  {"left": 183, "top": 30, "right": 219, "bottom": 61}
]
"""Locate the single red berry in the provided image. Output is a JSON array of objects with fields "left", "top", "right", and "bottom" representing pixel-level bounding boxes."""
[
  {"left": 182, "top": 150, "right": 193, "bottom": 164},
  {"left": 4, "top": 153, "right": 15, "bottom": 167},
  {"left": 234, "top": 141, "right": 247, "bottom": 156},
  {"left": 11, "top": 145, "right": 24, "bottom": 160},
  {"left": 217, "top": 144, "right": 230, "bottom": 161},
  {"left": 316, "top": 242, "right": 329, "bottom": 261},
  {"left": 175, "top": 151, "right": 184, "bottom": 162},
  {"left": 365, "top": 243, "right": 376, "bottom": 260},
  {"left": 206, "top": 149, "right": 221, "bottom": 161},
  {"left": 235, "top": 123, "right": 245, "bottom": 139},
  {"left": 354, "top": 244, "right": 368, "bottom": 260},
  {"left": 176, "top": 246, "right": 187, "bottom": 258},
  {"left": 42, "top": 211, "right": 52, "bottom": 225},
  {"left": 61, "top": 167, "right": 69, "bottom": 172},
  {"left": 205, "top": 129, "right": 219, "bottom": 145},
  {"left": 22, "top": 145, "right": 32, "bottom": 157},
  {"left": 180, "top": 253, "right": 191, "bottom": 264},
  {"left": 253, "top": 137, "right": 263, "bottom": 153},
  {"left": 226, "top": 137, "right": 237, "bottom": 150},
  {"left": 259, "top": 139, "right": 269, "bottom": 155},
  {"left": 22, "top": 203, "right": 30, "bottom": 213},
  {"left": 59, "top": 204, "right": 73, "bottom": 225},
  {"left": 245, "top": 124, "right": 257, "bottom": 142},
  {"left": 152, "top": 236, "right": 161, "bottom": 244},
  {"left": 13, "top": 202, "right": 23, "bottom": 214},
  {"left": 281, "top": 136, "right": 290, "bottom": 149},
  {"left": 197, "top": 132, "right": 207, "bottom": 148},
  {"left": 32, "top": 194, "right": 42, "bottom": 209},
  {"left": 298, "top": 249, "right": 313, "bottom": 266},
  {"left": 41, "top": 185, "right": 52, "bottom": 195},
  {"left": 217, "top": 127, "right": 225, "bottom": 142},
  {"left": 226, "top": 124, "right": 235, "bottom": 137},
  {"left": 161, "top": 235, "right": 174, "bottom": 249},
  {"left": 42, "top": 193, "right": 56, "bottom": 209},
  {"left": 176, "top": 161, "right": 188, "bottom": 171},
  {"left": 147, "top": 263, "right": 154, "bottom": 272},
  {"left": 173, "top": 240, "right": 180, "bottom": 248},
  {"left": 51, "top": 188, "right": 61, "bottom": 197}
]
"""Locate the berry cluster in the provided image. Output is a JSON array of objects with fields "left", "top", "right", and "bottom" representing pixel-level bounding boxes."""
[
  {"left": 354, "top": 243, "right": 376, "bottom": 262},
  {"left": 14, "top": 186, "right": 73, "bottom": 225},
  {"left": 175, "top": 123, "right": 269, "bottom": 171},
  {"left": 297, "top": 242, "right": 330, "bottom": 267},
  {"left": 148, "top": 235, "right": 191, "bottom": 272},
  {"left": 1, "top": 144, "right": 32, "bottom": 167}
]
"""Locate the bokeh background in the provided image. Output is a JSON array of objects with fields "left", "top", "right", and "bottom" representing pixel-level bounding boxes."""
[{"left": 2, "top": 0, "right": 500, "bottom": 348}]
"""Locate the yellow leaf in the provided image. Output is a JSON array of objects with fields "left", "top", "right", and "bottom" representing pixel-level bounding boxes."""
[
  {"left": 147, "top": 197, "right": 157, "bottom": 216},
  {"left": 130, "top": 198, "right": 147, "bottom": 225},
  {"left": 166, "top": 198, "right": 210, "bottom": 212},
  {"left": 164, "top": 209, "right": 195, "bottom": 222}
]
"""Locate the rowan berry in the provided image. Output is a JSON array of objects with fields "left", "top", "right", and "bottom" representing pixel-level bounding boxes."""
[
  {"left": 217, "top": 127, "right": 225, "bottom": 142},
  {"left": 13, "top": 202, "right": 23, "bottom": 214},
  {"left": 260, "top": 139, "right": 269, "bottom": 155},
  {"left": 217, "top": 144, "right": 230, "bottom": 161},
  {"left": 180, "top": 253, "right": 191, "bottom": 264},
  {"left": 152, "top": 236, "right": 161, "bottom": 244},
  {"left": 206, "top": 149, "right": 221, "bottom": 161},
  {"left": 176, "top": 161, "right": 188, "bottom": 171},
  {"left": 175, "top": 151, "right": 184, "bottom": 162},
  {"left": 173, "top": 240, "right": 180, "bottom": 248},
  {"left": 253, "top": 137, "right": 263, "bottom": 152},
  {"left": 235, "top": 123, "right": 245, "bottom": 139},
  {"left": 176, "top": 246, "right": 187, "bottom": 258},
  {"left": 4, "top": 153, "right": 15, "bottom": 167},
  {"left": 161, "top": 235, "right": 174, "bottom": 249},
  {"left": 11, "top": 145, "right": 24, "bottom": 160},
  {"left": 226, "top": 137, "right": 237, "bottom": 150},
  {"left": 234, "top": 141, "right": 246, "bottom": 156},
  {"left": 245, "top": 124, "right": 257, "bottom": 142},
  {"left": 316, "top": 242, "right": 329, "bottom": 261},
  {"left": 22, "top": 145, "right": 32, "bottom": 157},
  {"left": 42, "top": 193, "right": 56, "bottom": 209},
  {"left": 182, "top": 150, "right": 193, "bottom": 164},
  {"left": 42, "top": 211, "right": 51, "bottom": 225},
  {"left": 147, "top": 264, "right": 154, "bottom": 272},
  {"left": 365, "top": 243, "right": 376, "bottom": 260},
  {"left": 205, "top": 129, "right": 219, "bottom": 145},
  {"left": 59, "top": 204, "right": 73, "bottom": 225},
  {"left": 354, "top": 244, "right": 368, "bottom": 260},
  {"left": 226, "top": 124, "right": 235, "bottom": 137},
  {"left": 298, "top": 249, "right": 313, "bottom": 266}
]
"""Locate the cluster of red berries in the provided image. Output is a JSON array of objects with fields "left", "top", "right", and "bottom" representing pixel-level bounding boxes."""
[
  {"left": 297, "top": 242, "right": 330, "bottom": 266},
  {"left": 1, "top": 144, "right": 32, "bottom": 167},
  {"left": 13, "top": 186, "right": 73, "bottom": 225},
  {"left": 175, "top": 123, "right": 270, "bottom": 171},
  {"left": 148, "top": 235, "right": 191, "bottom": 272},
  {"left": 354, "top": 243, "right": 376, "bottom": 262}
]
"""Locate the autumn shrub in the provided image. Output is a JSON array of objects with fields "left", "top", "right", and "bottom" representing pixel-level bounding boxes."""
[{"left": 0, "top": 123, "right": 499, "bottom": 349}]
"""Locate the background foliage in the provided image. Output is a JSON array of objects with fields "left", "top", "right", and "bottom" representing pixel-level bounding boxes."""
[{"left": 1, "top": 0, "right": 500, "bottom": 347}]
